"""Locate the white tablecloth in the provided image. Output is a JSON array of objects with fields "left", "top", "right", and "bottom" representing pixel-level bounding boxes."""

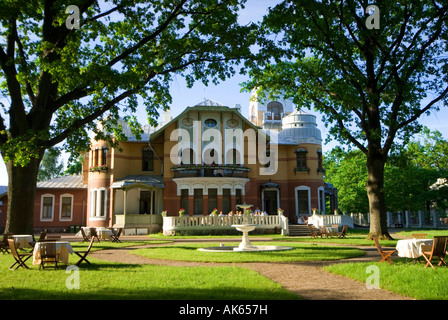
[
  {"left": 97, "top": 228, "right": 113, "bottom": 240},
  {"left": 396, "top": 239, "right": 433, "bottom": 258},
  {"left": 11, "top": 235, "right": 34, "bottom": 249},
  {"left": 33, "top": 241, "right": 74, "bottom": 265},
  {"left": 77, "top": 227, "right": 113, "bottom": 240}
]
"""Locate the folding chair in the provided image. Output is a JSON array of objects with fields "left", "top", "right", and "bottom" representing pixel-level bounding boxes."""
[
  {"left": 110, "top": 228, "right": 123, "bottom": 243},
  {"left": 411, "top": 233, "right": 427, "bottom": 239},
  {"left": 337, "top": 225, "right": 348, "bottom": 239},
  {"left": 37, "top": 230, "right": 47, "bottom": 242},
  {"left": 39, "top": 242, "right": 60, "bottom": 270},
  {"left": 80, "top": 228, "right": 91, "bottom": 242},
  {"left": 372, "top": 234, "right": 397, "bottom": 264},
  {"left": 319, "top": 226, "right": 329, "bottom": 238},
  {"left": 45, "top": 235, "right": 61, "bottom": 241},
  {"left": 308, "top": 225, "right": 320, "bottom": 238},
  {"left": 8, "top": 239, "right": 32, "bottom": 270},
  {"left": 74, "top": 237, "right": 94, "bottom": 266},
  {"left": 0, "top": 233, "right": 12, "bottom": 254},
  {"left": 89, "top": 228, "right": 100, "bottom": 242},
  {"left": 421, "top": 236, "right": 447, "bottom": 269}
]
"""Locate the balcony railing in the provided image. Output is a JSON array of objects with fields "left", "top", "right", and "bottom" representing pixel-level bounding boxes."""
[
  {"left": 171, "top": 164, "right": 250, "bottom": 178},
  {"left": 263, "top": 113, "right": 283, "bottom": 121}
]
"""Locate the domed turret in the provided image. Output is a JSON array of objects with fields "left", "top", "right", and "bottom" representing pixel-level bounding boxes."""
[{"left": 278, "top": 110, "right": 322, "bottom": 144}]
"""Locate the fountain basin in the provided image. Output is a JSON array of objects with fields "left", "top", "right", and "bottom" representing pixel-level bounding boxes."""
[
  {"left": 198, "top": 223, "right": 293, "bottom": 252},
  {"left": 198, "top": 245, "right": 294, "bottom": 252}
]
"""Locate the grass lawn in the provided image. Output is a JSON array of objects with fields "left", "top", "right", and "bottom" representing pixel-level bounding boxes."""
[
  {"left": 131, "top": 242, "right": 365, "bottom": 263},
  {"left": 2, "top": 228, "right": 447, "bottom": 300},
  {"left": 0, "top": 240, "right": 299, "bottom": 300},
  {"left": 324, "top": 260, "right": 448, "bottom": 300},
  {"left": 321, "top": 228, "right": 448, "bottom": 300}
]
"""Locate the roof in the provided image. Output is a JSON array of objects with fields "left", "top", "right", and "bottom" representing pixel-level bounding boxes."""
[
  {"left": 194, "top": 99, "right": 225, "bottom": 107},
  {"left": 110, "top": 175, "right": 164, "bottom": 189},
  {"left": 36, "top": 175, "right": 87, "bottom": 189},
  {"left": 149, "top": 100, "right": 264, "bottom": 142},
  {"left": 0, "top": 185, "right": 6, "bottom": 200}
]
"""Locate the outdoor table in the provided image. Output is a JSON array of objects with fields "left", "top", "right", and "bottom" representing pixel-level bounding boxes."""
[
  {"left": 396, "top": 238, "right": 433, "bottom": 258},
  {"left": 11, "top": 235, "right": 34, "bottom": 249},
  {"left": 326, "top": 227, "right": 338, "bottom": 237},
  {"left": 33, "top": 241, "right": 74, "bottom": 265},
  {"left": 97, "top": 228, "right": 113, "bottom": 240}
]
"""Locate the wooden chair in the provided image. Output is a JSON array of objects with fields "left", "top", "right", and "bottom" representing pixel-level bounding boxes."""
[
  {"left": 372, "top": 234, "right": 397, "bottom": 264},
  {"left": 421, "top": 236, "right": 447, "bottom": 269},
  {"left": 45, "top": 235, "right": 61, "bottom": 241},
  {"left": 411, "top": 233, "right": 427, "bottom": 239},
  {"left": 89, "top": 228, "right": 100, "bottom": 242},
  {"left": 308, "top": 225, "right": 320, "bottom": 238},
  {"left": 80, "top": 228, "right": 91, "bottom": 242},
  {"left": 39, "top": 242, "right": 59, "bottom": 270},
  {"left": 8, "top": 239, "right": 32, "bottom": 270},
  {"left": 337, "top": 225, "right": 348, "bottom": 239},
  {"left": 319, "top": 226, "right": 329, "bottom": 238},
  {"left": 37, "top": 230, "right": 47, "bottom": 242},
  {"left": 0, "top": 233, "right": 12, "bottom": 254},
  {"left": 111, "top": 228, "right": 123, "bottom": 243},
  {"left": 74, "top": 237, "right": 95, "bottom": 266}
]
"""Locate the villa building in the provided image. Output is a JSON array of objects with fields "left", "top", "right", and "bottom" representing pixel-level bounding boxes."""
[{"left": 83, "top": 95, "right": 337, "bottom": 234}]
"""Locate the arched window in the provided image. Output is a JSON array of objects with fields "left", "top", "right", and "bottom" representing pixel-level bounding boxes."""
[{"left": 267, "top": 101, "right": 284, "bottom": 119}]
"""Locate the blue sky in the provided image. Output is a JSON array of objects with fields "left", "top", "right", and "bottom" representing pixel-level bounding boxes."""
[{"left": 1, "top": 0, "right": 447, "bottom": 186}]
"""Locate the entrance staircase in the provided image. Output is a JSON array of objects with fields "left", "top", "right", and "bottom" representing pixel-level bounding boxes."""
[{"left": 288, "top": 224, "right": 317, "bottom": 236}]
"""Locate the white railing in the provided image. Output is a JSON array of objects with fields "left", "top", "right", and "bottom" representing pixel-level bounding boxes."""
[
  {"left": 114, "top": 213, "right": 163, "bottom": 227},
  {"left": 163, "top": 214, "right": 289, "bottom": 236},
  {"left": 307, "top": 214, "right": 354, "bottom": 229}
]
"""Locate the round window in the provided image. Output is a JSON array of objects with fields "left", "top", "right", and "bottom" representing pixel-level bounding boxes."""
[
  {"left": 204, "top": 119, "right": 217, "bottom": 128},
  {"left": 226, "top": 119, "right": 239, "bottom": 128}
]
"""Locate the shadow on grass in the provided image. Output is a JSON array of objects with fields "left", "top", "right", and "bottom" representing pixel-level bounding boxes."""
[{"left": 1, "top": 286, "right": 301, "bottom": 300}]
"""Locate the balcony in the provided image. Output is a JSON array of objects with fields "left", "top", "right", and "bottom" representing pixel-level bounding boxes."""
[
  {"left": 263, "top": 112, "right": 283, "bottom": 122},
  {"left": 171, "top": 164, "right": 250, "bottom": 178}
]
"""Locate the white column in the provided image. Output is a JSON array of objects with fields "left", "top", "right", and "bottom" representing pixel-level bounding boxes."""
[
  {"left": 405, "top": 211, "right": 410, "bottom": 228},
  {"left": 433, "top": 210, "right": 438, "bottom": 228},
  {"left": 418, "top": 210, "right": 423, "bottom": 228}
]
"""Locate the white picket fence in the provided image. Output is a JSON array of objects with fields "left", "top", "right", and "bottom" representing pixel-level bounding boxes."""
[{"left": 162, "top": 214, "right": 289, "bottom": 236}]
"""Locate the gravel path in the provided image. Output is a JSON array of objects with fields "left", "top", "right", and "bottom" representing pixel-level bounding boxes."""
[{"left": 90, "top": 238, "right": 413, "bottom": 300}]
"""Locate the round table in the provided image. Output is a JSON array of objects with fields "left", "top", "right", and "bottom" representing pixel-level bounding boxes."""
[{"left": 396, "top": 238, "right": 433, "bottom": 258}]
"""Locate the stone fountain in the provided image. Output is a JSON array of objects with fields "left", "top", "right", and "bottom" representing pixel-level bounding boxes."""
[
  {"left": 232, "top": 203, "right": 257, "bottom": 251},
  {"left": 198, "top": 203, "right": 294, "bottom": 253}
]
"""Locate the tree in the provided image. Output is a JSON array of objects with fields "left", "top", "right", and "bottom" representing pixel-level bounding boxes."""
[
  {"left": 0, "top": 0, "right": 260, "bottom": 234},
  {"left": 244, "top": 0, "right": 448, "bottom": 239},
  {"left": 37, "top": 147, "right": 64, "bottom": 181}
]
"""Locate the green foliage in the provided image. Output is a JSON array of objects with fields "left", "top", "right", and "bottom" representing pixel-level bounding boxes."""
[
  {"left": 37, "top": 147, "right": 64, "bottom": 181},
  {"left": 324, "top": 127, "right": 448, "bottom": 213},
  {"left": 0, "top": 0, "right": 259, "bottom": 165},
  {"left": 243, "top": 1, "right": 448, "bottom": 153}
]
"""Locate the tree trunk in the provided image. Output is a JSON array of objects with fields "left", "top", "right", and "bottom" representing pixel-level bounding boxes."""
[
  {"left": 366, "top": 153, "right": 393, "bottom": 240},
  {"left": 5, "top": 156, "right": 42, "bottom": 234}
]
